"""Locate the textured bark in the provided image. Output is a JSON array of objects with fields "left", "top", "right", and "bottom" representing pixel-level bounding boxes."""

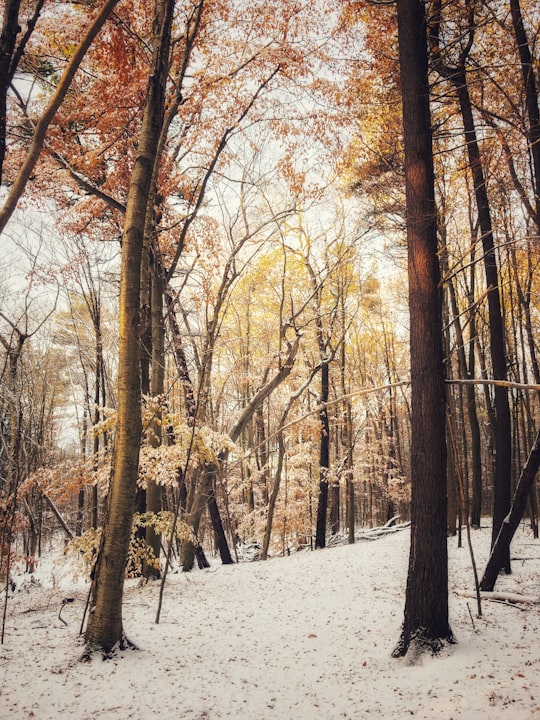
[
  {"left": 393, "top": 0, "right": 453, "bottom": 658},
  {"left": 84, "top": 0, "right": 174, "bottom": 655}
]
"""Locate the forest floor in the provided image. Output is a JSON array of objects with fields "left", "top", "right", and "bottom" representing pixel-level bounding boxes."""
[{"left": 1, "top": 522, "right": 539, "bottom": 719}]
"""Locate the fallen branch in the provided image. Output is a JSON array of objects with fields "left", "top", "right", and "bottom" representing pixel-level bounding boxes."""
[
  {"left": 480, "top": 426, "right": 540, "bottom": 591},
  {"left": 43, "top": 494, "right": 74, "bottom": 540},
  {"left": 460, "top": 590, "right": 538, "bottom": 606},
  {"left": 481, "top": 591, "right": 538, "bottom": 605},
  {"left": 326, "top": 521, "right": 411, "bottom": 547},
  {"left": 446, "top": 378, "right": 540, "bottom": 391}
]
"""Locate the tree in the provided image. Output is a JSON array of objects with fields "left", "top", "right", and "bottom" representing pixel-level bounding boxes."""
[
  {"left": 0, "top": 273, "right": 61, "bottom": 641},
  {"left": 430, "top": 0, "right": 512, "bottom": 575},
  {"left": 392, "top": 0, "right": 453, "bottom": 658},
  {"left": 509, "top": 0, "right": 540, "bottom": 232},
  {"left": 84, "top": 0, "right": 175, "bottom": 655}
]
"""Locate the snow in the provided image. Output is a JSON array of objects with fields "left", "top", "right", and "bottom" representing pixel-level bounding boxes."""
[{"left": 2, "top": 523, "right": 540, "bottom": 719}]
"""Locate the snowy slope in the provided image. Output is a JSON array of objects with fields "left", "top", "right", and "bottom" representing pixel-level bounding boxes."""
[{"left": 1, "top": 524, "right": 539, "bottom": 719}]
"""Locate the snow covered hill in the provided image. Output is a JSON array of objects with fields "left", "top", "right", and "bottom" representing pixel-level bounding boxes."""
[{"left": 1, "top": 523, "right": 539, "bottom": 719}]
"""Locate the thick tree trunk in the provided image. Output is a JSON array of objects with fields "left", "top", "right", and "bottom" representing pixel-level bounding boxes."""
[
  {"left": 84, "top": 0, "right": 174, "bottom": 655},
  {"left": 393, "top": 0, "right": 453, "bottom": 658}
]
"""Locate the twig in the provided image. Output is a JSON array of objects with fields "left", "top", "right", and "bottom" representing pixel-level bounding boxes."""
[
  {"left": 58, "top": 597, "right": 74, "bottom": 626},
  {"left": 466, "top": 602, "right": 476, "bottom": 630}
]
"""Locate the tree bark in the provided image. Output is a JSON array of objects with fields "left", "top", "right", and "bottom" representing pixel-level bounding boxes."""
[
  {"left": 205, "top": 463, "right": 234, "bottom": 565},
  {"left": 165, "top": 293, "right": 235, "bottom": 569},
  {"left": 84, "top": 0, "right": 174, "bottom": 655},
  {"left": 442, "top": 234, "right": 482, "bottom": 528},
  {"left": 393, "top": 0, "right": 453, "bottom": 658}
]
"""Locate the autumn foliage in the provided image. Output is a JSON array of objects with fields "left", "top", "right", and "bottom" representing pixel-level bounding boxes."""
[{"left": 1, "top": 0, "right": 540, "bottom": 640}]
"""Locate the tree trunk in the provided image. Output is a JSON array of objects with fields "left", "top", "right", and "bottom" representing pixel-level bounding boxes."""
[
  {"left": 510, "top": 0, "right": 540, "bottom": 230},
  {"left": 393, "top": 0, "right": 453, "bottom": 658},
  {"left": 165, "top": 293, "right": 234, "bottom": 569},
  {"left": 0, "top": 0, "right": 22, "bottom": 183},
  {"left": 464, "top": 250, "right": 483, "bottom": 528},
  {"left": 92, "top": 311, "right": 105, "bottom": 531},
  {"left": 261, "top": 431, "right": 286, "bottom": 560},
  {"left": 315, "top": 359, "right": 330, "bottom": 548},
  {"left": 144, "top": 265, "right": 165, "bottom": 579},
  {"left": 345, "top": 396, "right": 355, "bottom": 544},
  {"left": 84, "top": 0, "right": 174, "bottom": 655},
  {"left": 454, "top": 75, "right": 512, "bottom": 573},
  {"left": 480, "top": 426, "right": 540, "bottom": 591},
  {"left": 205, "top": 463, "right": 234, "bottom": 565},
  {"left": 255, "top": 406, "right": 269, "bottom": 505},
  {"left": 443, "top": 237, "right": 483, "bottom": 528}
]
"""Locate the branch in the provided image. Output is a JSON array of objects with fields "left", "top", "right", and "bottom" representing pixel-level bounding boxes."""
[
  {"left": 47, "top": 146, "right": 126, "bottom": 214},
  {"left": 7, "top": 0, "right": 47, "bottom": 83},
  {"left": 460, "top": 591, "right": 538, "bottom": 607},
  {"left": 0, "top": 0, "right": 121, "bottom": 236},
  {"left": 165, "top": 65, "right": 281, "bottom": 281},
  {"left": 228, "top": 330, "right": 301, "bottom": 443},
  {"left": 43, "top": 493, "right": 74, "bottom": 540},
  {"left": 446, "top": 378, "right": 540, "bottom": 391}
]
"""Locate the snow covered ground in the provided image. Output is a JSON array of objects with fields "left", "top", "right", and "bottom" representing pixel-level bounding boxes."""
[{"left": 1, "top": 523, "right": 539, "bottom": 719}]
